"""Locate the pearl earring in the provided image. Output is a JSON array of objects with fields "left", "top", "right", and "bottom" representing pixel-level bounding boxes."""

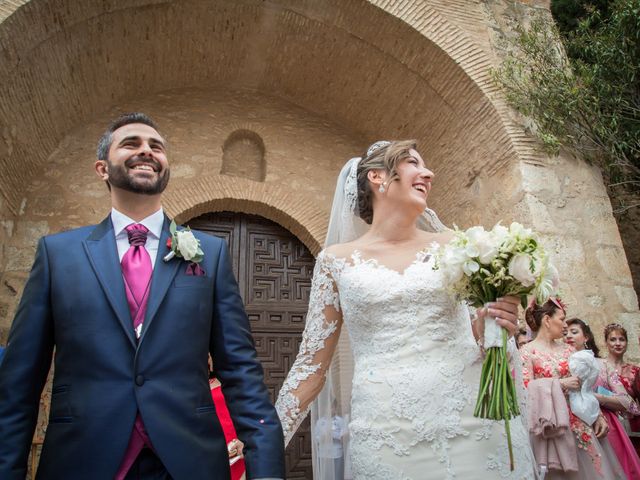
[{"left": 379, "top": 183, "right": 386, "bottom": 193}]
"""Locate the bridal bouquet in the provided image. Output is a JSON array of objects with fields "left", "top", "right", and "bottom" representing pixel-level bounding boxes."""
[{"left": 433, "top": 222, "right": 559, "bottom": 470}]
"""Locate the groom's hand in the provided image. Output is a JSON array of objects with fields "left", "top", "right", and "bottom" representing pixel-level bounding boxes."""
[{"left": 476, "top": 295, "right": 520, "bottom": 337}]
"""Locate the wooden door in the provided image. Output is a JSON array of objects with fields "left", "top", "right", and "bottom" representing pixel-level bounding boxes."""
[{"left": 187, "top": 211, "right": 314, "bottom": 479}]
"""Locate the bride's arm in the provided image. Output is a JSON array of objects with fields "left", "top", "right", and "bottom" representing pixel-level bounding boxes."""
[{"left": 275, "top": 253, "right": 343, "bottom": 446}]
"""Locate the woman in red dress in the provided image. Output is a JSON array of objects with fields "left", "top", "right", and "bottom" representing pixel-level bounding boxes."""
[
  {"left": 603, "top": 323, "right": 640, "bottom": 456},
  {"left": 208, "top": 356, "right": 246, "bottom": 480}
]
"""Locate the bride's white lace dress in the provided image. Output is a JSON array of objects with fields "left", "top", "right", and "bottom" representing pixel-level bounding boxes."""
[{"left": 276, "top": 248, "right": 537, "bottom": 479}]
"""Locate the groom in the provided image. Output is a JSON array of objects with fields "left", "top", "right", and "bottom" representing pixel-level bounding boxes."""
[{"left": 0, "top": 113, "right": 285, "bottom": 479}]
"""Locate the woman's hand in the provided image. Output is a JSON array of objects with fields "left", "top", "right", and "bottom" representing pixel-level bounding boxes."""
[
  {"left": 593, "top": 414, "right": 609, "bottom": 438},
  {"left": 475, "top": 296, "right": 520, "bottom": 338},
  {"left": 559, "top": 376, "right": 581, "bottom": 392},
  {"left": 227, "top": 438, "right": 244, "bottom": 462}
]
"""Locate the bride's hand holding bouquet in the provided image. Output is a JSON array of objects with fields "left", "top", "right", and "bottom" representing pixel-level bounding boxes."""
[{"left": 433, "top": 222, "right": 560, "bottom": 470}]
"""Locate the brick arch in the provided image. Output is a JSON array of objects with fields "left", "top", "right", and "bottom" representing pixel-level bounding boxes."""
[
  {"left": 0, "top": 0, "right": 531, "bottom": 218},
  {"left": 164, "top": 175, "right": 325, "bottom": 255}
]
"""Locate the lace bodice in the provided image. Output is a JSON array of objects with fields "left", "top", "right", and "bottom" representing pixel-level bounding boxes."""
[
  {"left": 613, "top": 362, "right": 640, "bottom": 400},
  {"left": 276, "top": 249, "right": 535, "bottom": 479}
]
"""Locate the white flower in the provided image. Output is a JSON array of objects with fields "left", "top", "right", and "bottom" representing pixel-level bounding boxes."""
[
  {"left": 463, "top": 260, "right": 480, "bottom": 276},
  {"left": 534, "top": 261, "right": 560, "bottom": 303},
  {"left": 508, "top": 253, "right": 536, "bottom": 287},
  {"left": 509, "top": 222, "right": 532, "bottom": 239},
  {"left": 175, "top": 230, "right": 200, "bottom": 261},
  {"left": 465, "top": 243, "right": 480, "bottom": 258},
  {"left": 548, "top": 263, "right": 560, "bottom": 290},
  {"left": 467, "top": 226, "right": 499, "bottom": 264},
  {"left": 439, "top": 246, "right": 466, "bottom": 283},
  {"left": 491, "top": 223, "right": 509, "bottom": 242},
  {"left": 466, "top": 226, "right": 487, "bottom": 242}
]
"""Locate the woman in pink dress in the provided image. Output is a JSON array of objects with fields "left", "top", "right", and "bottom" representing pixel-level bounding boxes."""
[
  {"left": 565, "top": 318, "right": 640, "bottom": 479},
  {"left": 520, "top": 299, "right": 625, "bottom": 479},
  {"left": 604, "top": 323, "right": 640, "bottom": 457}
]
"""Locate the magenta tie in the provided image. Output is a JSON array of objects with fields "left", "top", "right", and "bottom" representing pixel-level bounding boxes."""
[{"left": 115, "top": 223, "right": 155, "bottom": 480}]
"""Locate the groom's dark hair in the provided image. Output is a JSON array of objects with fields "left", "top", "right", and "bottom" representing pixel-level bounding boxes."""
[{"left": 96, "top": 112, "right": 160, "bottom": 160}]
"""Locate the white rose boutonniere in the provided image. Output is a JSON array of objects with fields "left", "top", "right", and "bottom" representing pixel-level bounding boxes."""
[{"left": 163, "top": 220, "right": 204, "bottom": 263}]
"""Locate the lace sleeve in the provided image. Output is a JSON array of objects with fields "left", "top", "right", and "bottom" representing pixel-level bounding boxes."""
[
  {"left": 605, "top": 362, "right": 640, "bottom": 416},
  {"left": 275, "top": 252, "right": 343, "bottom": 446}
]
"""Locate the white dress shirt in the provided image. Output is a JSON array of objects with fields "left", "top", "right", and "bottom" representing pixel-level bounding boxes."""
[{"left": 111, "top": 207, "right": 165, "bottom": 267}]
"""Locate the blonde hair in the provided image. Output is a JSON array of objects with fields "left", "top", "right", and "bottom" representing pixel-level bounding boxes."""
[{"left": 356, "top": 139, "right": 417, "bottom": 224}]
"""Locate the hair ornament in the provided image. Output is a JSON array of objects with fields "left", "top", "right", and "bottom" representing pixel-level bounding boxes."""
[
  {"left": 550, "top": 297, "right": 567, "bottom": 313},
  {"left": 527, "top": 296, "right": 566, "bottom": 313},
  {"left": 366, "top": 140, "right": 391, "bottom": 157},
  {"left": 604, "top": 323, "right": 626, "bottom": 336}
]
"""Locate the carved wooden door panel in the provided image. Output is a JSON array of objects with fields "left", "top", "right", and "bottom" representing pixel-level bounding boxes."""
[{"left": 187, "top": 211, "right": 314, "bottom": 480}]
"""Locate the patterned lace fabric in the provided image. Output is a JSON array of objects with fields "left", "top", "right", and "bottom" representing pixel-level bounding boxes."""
[
  {"left": 618, "top": 363, "right": 640, "bottom": 398},
  {"left": 275, "top": 252, "right": 344, "bottom": 443},
  {"left": 596, "top": 359, "right": 640, "bottom": 416},
  {"left": 276, "top": 249, "right": 536, "bottom": 479}
]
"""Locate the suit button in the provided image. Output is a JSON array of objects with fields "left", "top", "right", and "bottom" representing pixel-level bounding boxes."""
[{"left": 135, "top": 375, "right": 145, "bottom": 386}]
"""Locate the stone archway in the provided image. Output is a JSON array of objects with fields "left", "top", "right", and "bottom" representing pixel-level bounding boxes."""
[{"left": 0, "top": 0, "right": 528, "bottom": 225}]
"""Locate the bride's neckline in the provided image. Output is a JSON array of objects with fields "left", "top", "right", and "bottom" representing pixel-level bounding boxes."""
[{"left": 326, "top": 245, "right": 435, "bottom": 276}]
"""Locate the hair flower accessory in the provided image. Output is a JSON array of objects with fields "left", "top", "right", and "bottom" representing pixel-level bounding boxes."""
[{"left": 163, "top": 220, "right": 204, "bottom": 263}]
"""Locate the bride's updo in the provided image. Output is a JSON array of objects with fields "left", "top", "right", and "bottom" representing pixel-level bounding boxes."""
[{"left": 357, "top": 139, "right": 417, "bottom": 224}]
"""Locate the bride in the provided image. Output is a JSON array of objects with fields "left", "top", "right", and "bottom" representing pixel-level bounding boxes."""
[{"left": 275, "top": 140, "right": 537, "bottom": 479}]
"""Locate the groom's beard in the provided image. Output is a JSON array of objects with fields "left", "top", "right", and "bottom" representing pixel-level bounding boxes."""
[{"left": 107, "top": 156, "right": 170, "bottom": 195}]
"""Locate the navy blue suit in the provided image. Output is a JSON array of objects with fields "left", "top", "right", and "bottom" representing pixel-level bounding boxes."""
[{"left": 0, "top": 216, "right": 285, "bottom": 479}]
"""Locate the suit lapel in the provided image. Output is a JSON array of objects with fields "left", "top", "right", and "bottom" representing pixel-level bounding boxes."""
[
  {"left": 83, "top": 216, "right": 136, "bottom": 349},
  {"left": 138, "top": 216, "right": 181, "bottom": 345}
]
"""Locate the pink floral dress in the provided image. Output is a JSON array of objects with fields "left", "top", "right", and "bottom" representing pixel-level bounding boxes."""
[
  {"left": 520, "top": 343, "right": 625, "bottom": 479},
  {"left": 595, "top": 359, "right": 640, "bottom": 479},
  {"left": 612, "top": 361, "right": 640, "bottom": 456}
]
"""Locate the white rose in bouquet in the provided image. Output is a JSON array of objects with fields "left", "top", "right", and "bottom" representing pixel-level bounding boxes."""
[
  {"left": 467, "top": 226, "right": 499, "bottom": 264},
  {"left": 508, "top": 254, "right": 536, "bottom": 287}
]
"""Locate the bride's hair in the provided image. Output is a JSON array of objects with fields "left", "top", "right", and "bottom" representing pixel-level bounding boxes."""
[
  {"left": 356, "top": 139, "right": 417, "bottom": 224},
  {"left": 525, "top": 299, "right": 561, "bottom": 332}
]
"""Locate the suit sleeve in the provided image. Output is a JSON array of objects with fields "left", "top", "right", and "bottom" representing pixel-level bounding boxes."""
[
  {"left": 210, "top": 240, "right": 285, "bottom": 479},
  {"left": 0, "top": 238, "right": 55, "bottom": 479}
]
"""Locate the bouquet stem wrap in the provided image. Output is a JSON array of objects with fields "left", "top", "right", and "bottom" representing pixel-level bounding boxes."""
[{"left": 483, "top": 313, "right": 503, "bottom": 349}]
